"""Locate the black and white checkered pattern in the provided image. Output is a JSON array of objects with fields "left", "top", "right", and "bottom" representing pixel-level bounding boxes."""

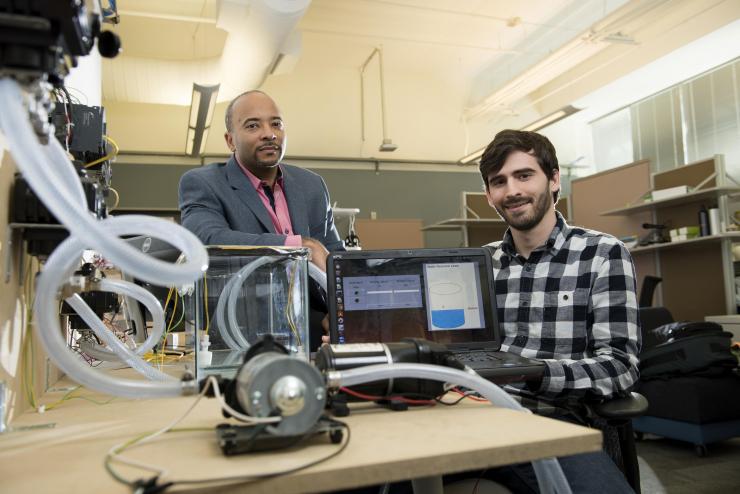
[{"left": 486, "top": 211, "right": 641, "bottom": 414}]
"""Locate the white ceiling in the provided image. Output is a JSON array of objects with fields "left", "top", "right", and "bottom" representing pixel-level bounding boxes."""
[
  {"left": 101, "top": 0, "right": 740, "bottom": 159},
  {"left": 105, "top": 0, "right": 629, "bottom": 106}
]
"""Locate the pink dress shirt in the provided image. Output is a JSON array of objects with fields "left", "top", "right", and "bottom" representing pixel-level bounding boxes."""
[{"left": 236, "top": 159, "right": 302, "bottom": 247}]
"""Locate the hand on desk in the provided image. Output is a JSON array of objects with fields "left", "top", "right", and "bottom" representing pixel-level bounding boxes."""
[
  {"left": 322, "top": 314, "right": 330, "bottom": 345},
  {"left": 302, "top": 237, "right": 329, "bottom": 272}
]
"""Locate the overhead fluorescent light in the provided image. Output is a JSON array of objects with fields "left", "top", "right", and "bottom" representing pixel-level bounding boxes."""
[
  {"left": 456, "top": 106, "right": 581, "bottom": 165},
  {"left": 458, "top": 148, "right": 485, "bottom": 165},
  {"left": 601, "top": 32, "right": 639, "bottom": 46},
  {"left": 185, "top": 83, "right": 220, "bottom": 156},
  {"left": 520, "top": 105, "right": 580, "bottom": 132}
]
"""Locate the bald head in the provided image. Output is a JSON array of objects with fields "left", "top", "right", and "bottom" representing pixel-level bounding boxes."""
[{"left": 224, "top": 90, "right": 277, "bottom": 133}]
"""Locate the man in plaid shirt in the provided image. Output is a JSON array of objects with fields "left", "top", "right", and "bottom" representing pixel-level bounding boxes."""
[{"left": 473, "top": 129, "right": 640, "bottom": 493}]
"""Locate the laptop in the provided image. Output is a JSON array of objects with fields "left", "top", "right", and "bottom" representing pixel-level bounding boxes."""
[{"left": 327, "top": 248, "right": 545, "bottom": 383}]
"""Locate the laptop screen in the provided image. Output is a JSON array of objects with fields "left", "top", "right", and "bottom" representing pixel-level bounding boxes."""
[{"left": 327, "top": 248, "right": 499, "bottom": 347}]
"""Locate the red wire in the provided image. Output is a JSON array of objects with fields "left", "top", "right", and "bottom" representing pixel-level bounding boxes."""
[
  {"left": 339, "top": 387, "right": 436, "bottom": 405},
  {"left": 451, "top": 387, "right": 489, "bottom": 402}
]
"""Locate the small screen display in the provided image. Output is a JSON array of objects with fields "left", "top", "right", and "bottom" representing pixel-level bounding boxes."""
[{"left": 331, "top": 253, "right": 496, "bottom": 345}]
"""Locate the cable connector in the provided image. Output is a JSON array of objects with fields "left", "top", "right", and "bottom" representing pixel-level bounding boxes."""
[
  {"left": 199, "top": 334, "right": 212, "bottom": 366},
  {"left": 132, "top": 476, "right": 173, "bottom": 494}
]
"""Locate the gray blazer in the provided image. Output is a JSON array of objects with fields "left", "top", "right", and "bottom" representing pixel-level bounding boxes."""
[{"left": 178, "top": 156, "right": 343, "bottom": 251}]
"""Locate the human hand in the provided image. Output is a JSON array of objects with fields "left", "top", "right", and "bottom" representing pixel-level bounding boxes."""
[
  {"left": 321, "top": 314, "right": 330, "bottom": 345},
  {"left": 301, "top": 237, "right": 329, "bottom": 272}
]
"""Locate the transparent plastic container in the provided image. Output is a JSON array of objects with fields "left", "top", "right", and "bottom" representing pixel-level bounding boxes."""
[{"left": 191, "top": 246, "right": 310, "bottom": 380}]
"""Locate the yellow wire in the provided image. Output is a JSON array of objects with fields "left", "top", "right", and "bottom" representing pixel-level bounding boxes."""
[
  {"left": 283, "top": 263, "right": 301, "bottom": 347},
  {"left": 203, "top": 273, "right": 210, "bottom": 334},
  {"left": 44, "top": 385, "right": 115, "bottom": 411},
  {"left": 84, "top": 135, "right": 119, "bottom": 168},
  {"left": 22, "top": 255, "right": 38, "bottom": 409},
  {"left": 107, "top": 187, "right": 120, "bottom": 211},
  {"left": 160, "top": 291, "right": 179, "bottom": 367}
]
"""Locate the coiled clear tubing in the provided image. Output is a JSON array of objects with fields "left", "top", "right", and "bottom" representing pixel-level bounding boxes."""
[
  {"left": 215, "top": 256, "right": 325, "bottom": 352},
  {"left": 0, "top": 78, "right": 208, "bottom": 398},
  {"left": 65, "top": 279, "right": 171, "bottom": 380},
  {"left": 337, "top": 363, "right": 573, "bottom": 494}
]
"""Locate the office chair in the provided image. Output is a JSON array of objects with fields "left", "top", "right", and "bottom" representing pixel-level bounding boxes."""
[
  {"left": 584, "top": 392, "right": 649, "bottom": 493},
  {"left": 638, "top": 276, "right": 662, "bottom": 308},
  {"left": 634, "top": 306, "right": 740, "bottom": 457}
]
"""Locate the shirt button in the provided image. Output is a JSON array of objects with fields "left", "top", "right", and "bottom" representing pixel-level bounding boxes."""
[
  {"left": 284, "top": 229, "right": 289, "bottom": 234},
  {"left": 525, "top": 266, "right": 532, "bottom": 272},
  {"left": 522, "top": 301, "right": 529, "bottom": 307}
]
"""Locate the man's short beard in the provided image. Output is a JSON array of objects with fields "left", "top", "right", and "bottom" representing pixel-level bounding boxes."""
[{"left": 495, "top": 188, "right": 552, "bottom": 232}]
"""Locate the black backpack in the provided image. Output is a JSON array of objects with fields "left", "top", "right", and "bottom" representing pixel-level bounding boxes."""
[{"left": 640, "top": 321, "right": 738, "bottom": 379}]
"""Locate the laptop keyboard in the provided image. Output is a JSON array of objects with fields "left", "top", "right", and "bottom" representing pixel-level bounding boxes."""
[{"left": 453, "top": 351, "right": 502, "bottom": 367}]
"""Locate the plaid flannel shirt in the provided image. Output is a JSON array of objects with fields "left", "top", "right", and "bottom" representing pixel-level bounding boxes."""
[{"left": 486, "top": 211, "right": 641, "bottom": 415}]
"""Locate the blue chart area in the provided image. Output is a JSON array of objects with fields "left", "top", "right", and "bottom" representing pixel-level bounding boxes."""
[
  {"left": 431, "top": 309, "right": 465, "bottom": 328},
  {"left": 424, "top": 262, "right": 484, "bottom": 331}
]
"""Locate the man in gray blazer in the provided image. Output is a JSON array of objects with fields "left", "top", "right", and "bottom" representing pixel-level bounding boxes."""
[{"left": 178, "top": 90, "right": 343, "bottom": 271}]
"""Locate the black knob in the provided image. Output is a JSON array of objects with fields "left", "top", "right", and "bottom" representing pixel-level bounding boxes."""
[{"left": 98, "top": 31, "right": 122, "bottom": 58}]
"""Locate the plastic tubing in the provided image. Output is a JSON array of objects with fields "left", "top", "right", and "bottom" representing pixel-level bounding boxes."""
[
  {"left": 35, "top": 223, "right": 186, "bottom": 398},
  {"left": 215, "top": 254, "right": 320, "bottom": 352},
  {"left": 214, "top": 261, "right": 262, "bottom": 351},
  {"left": 336, "top": 363, "right": 573, "bottom": 494},
  {"left": 73, "top": 279, "right": 167, "bottom": 363},
  {"left": 0, "top": 79, "right": 208, "bottom": 287},
  {"left": 65, "top": 294, "right": 173, "bottom": 381},
  {"left": 97, "top": 279, "right": 166, "bottom": 356},
  {"left": 226, "top": 256, "right": 280, "bottom": 349},
  {"left": 0, "top": 78, "right": 203, "bottom": 398}
]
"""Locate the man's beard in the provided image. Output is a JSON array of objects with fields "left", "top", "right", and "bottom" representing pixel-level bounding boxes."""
[
  {"left": 253, "top": 144, "right": 283, "bottom": 168},
  {"left": 494, "top": 187, "right": 552, "bottom": 232}
]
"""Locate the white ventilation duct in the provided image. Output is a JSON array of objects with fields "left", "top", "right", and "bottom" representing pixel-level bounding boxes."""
[{"left": 103, "top": 0, "right": 311, "bottom": 105}]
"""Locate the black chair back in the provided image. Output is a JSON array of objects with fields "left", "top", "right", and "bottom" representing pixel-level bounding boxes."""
[{"left": 639, "top": 275, "right": 663, "bottom": 307}]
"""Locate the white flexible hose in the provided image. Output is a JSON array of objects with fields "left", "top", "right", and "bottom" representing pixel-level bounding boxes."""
[
  {"left": 65, "top": 294, "right": 173, "bottom": 381},
  {"left": 225, "top": 256, "right": 279, "bottom": 349},
  {"left": 0, "top": 78, "right": 204, "bottom": 398},
  {"left": 36, "top": 227, "right": 186, "bottom": 398},
  {"left": 0, "top": 79, "right": 208, "bottom": 286},
  {"left": 337, "top": 363, "right": 573, "bottom": 494},
  {"left": 72, "top": 279, "right": 167, "bottom": 364},
  {"left": 98, "top": 279, "right": 167, "bottom": 356},
  {"left": 214, "top": 259, "right": 274, "bottom": 351}
]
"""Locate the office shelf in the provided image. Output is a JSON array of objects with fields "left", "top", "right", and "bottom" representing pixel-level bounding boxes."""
[
  {"left": 602, "top": 186, "right": 740, "bottom": 216},
  {"left": 629, "top": 232, "right": 740, "bottom": 254}
]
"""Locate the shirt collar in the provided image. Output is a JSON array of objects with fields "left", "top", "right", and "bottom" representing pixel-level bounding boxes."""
[
  {"left": 235, "top": 154, "right": 284, "bottom": 190},
  {"left": 500, "top": 210, "right": 569, "bottom": 258}
]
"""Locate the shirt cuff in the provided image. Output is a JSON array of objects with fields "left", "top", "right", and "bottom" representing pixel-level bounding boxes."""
[
  {"left": 284, "top": 234, "right": 302, "bottom": 247},
  {"left": 541, "top": 360, "right": 563, "bottom": 395}
]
